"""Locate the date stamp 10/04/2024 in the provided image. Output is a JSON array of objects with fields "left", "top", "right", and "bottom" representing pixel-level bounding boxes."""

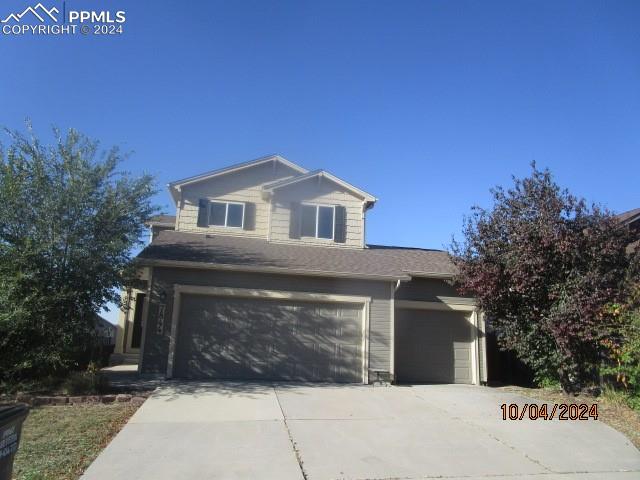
[{"left": 501, "top": 403, "right": 599, "bottom": 421}]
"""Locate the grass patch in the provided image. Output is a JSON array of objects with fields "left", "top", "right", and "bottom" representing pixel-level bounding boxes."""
[
  {"left": 12, "top": 403, "right": 139, "bottom": 480},
  {"left": 499, "top": 385, "right": 640, "bottom": 450}
]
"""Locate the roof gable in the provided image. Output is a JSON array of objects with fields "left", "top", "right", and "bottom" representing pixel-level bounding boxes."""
[
  {"left": 168, "top": 155, "right": 307, "bottom": 203},
  {"left": 263, "top": 170, "right": 377, "bottom": 203}
]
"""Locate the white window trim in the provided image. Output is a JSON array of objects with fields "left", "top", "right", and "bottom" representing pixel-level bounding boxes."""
[
  {"left": 209, "top": 200, "right": 245, "bottom": 228},
  {"left": 301, "top": 203, "right": 335, "bottom": 240}
]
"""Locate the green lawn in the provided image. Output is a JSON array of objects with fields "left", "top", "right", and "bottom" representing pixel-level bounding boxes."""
[{"left": 12, "top": 403, "right": 139, "bottom": 480}]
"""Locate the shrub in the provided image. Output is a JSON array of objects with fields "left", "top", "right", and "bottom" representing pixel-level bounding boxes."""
[
  {"left": 61, "top": 366, "right": 109, "bottom": 395},
  {"left": 451, "top": 164, "right": 637, "bottom": 393}
]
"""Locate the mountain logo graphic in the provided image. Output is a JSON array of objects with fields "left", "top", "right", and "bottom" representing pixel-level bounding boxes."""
[{"left": 1, "top": 3, "right": 59, "bottom": 23}]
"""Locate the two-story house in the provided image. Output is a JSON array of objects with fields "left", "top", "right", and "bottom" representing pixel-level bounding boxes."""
[{"left": 113, "top": 155, "right": 487, "bottom": 384}]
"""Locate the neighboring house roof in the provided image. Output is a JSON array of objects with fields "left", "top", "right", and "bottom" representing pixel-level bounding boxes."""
[
  {"left": 617, "top": 208, "right": 640, "bottom": 226},
  {"left": 263, "top": 169, "right": 378, "bottom": 204},
  {"left": 617, "top": 208, "right": 640, "bottom": 254},
  {"left": 167, "top": 155, "right": 308, "bottom": 203},
  {"left": 137, "top": 230, "right": 457, "bottom": 281},
  {"left": 146, "top": 215, "right": 177, "bottom": 228}
]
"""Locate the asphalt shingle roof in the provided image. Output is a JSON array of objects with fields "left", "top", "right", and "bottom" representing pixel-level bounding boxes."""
[
  {"left": 137, "top": 230, "right": 456, "bottom": 280},
  {"left": 617, "top": 208, "right": 640, "bottom": 225},
  {"left": 146, "top": 215, "right": 177, "bottom": 227}
]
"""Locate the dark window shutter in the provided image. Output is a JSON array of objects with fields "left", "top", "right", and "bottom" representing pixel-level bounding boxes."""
[
  {"left": 289, "top": 202, "right": 301, "bottom": 239},
  {"left": 197, "top": 199, "right": 209, "bottom": 227},
  {"left": 334, "top": 205, "right": 347, "bottom": 243},
  {"left": 243, "top": 202, "right": 256, "bottom": 230}
]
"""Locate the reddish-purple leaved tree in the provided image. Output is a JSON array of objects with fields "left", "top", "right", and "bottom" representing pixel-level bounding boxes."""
[{"left": 451, "top": 164, "right": 636, "bottom": 392}]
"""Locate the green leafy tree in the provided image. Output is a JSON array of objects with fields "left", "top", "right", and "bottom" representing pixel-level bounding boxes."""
[
  {"left": 451, "top": 164, "right": 637, "bottom": 392},
  {"left": 0, "top": 125, "right": 158, "bottom": 382}
]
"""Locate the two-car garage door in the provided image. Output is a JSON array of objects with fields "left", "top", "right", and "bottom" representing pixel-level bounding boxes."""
[{"left": 173, "top": 294, "right": 364, "bottom": 382}]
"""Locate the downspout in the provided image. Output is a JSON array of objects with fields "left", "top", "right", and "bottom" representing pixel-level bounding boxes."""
[{"left": 389, "top": 278, "right": 405, "bottom": 383}]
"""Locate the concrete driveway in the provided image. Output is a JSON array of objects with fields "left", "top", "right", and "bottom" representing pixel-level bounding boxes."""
[{"left": 82, "top": 383, "right": 640, "bottom": 480}]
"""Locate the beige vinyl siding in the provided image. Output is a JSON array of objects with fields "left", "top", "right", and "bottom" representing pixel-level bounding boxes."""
[
  {"left": 140, "top": 267, "right": 394, "bottom": 377},
  {"left": 177, "top": 161, "right": 299, "bottom": 238},
  {"left": 269, "top": 178, "right": 365, "bottom": 248},
  {"left": 394, "top": 277, "right": 473, "bottom": 303}
]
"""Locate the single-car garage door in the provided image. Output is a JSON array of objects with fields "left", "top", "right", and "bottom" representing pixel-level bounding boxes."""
[
  {"left": 173, "top": 294, "right": 364, "bottom": 382},
  {"left": 395, "top": 309, "right": 473, "bottom": 384}
]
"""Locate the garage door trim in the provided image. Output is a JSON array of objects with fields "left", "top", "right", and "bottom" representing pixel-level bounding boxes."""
[
  {"left": 166, "top": 284, "right": 371, "bottom": 382},
  {"left": 395, "top": 299, "right": 480, "bottom": 385}
]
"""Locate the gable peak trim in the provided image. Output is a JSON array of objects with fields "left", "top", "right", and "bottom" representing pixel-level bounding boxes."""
[
  {"left": 167, "top": 155, "right": 308, "bottom": 203},
  {"left": 263, "top": 169, "right": 377, "bottom": 203}
]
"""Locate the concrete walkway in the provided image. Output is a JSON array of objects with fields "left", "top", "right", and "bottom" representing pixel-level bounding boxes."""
[
  {"left": 82, "top": 383, "right": 640, "bottom": 480},
  {"left": 100, "top": 365, "right": 166, "bottom": 391}
]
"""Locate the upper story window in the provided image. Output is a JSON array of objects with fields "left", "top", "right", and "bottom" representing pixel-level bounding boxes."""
[
  {"left": 301, "top": 204, "right": 335, "bottom": 240},
  {"left": 209, "top": 201, "right": 244, "bottom": 228}
]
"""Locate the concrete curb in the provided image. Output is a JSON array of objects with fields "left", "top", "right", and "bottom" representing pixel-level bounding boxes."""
[{"left": 9, "top": 392, "right": 149, "bottom": 406}]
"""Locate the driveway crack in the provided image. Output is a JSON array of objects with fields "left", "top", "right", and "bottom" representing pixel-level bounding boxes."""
[
  {"left": 410, "top": 389, "right": 554, "bottom": 474},
  {"left": 274, "top": 386, "right": 308, "bottom": 480}
]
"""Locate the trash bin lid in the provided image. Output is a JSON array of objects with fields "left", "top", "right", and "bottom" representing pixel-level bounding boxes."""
[{"left": 0, "top": 404, "right": 29, "bottom": 424}]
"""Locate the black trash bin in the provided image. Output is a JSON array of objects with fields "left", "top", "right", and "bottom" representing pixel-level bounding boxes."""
[{"left": 0, "top": 404, "right": 29, "bottom": 480}]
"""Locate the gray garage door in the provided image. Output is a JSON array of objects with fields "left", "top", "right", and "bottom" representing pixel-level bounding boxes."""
[
  {"left": 395, "top": 309, "right": 473, "bottom": 384},
  {"left": 173, "top": 294, "right": 363, "bottom": 382}
]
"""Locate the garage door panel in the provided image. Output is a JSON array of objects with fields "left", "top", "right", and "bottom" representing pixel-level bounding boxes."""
[
  {"left": 335, "top": 322, "right": 361, "bottom": 338},
  {"left": 454, "top": 345, "right": 471, "bottom": 363},
  {"left": 396, "top": 309, "right": 473, "bottom": 384},
  {"left": 174, "top": 295, "right": 363, "bottom": 382},
  {"left": 455, "top": 367, "right": 471, "bottom": 383}
]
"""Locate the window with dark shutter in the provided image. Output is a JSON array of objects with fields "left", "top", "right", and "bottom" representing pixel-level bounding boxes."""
[
  {"left": 209, "top": 202, "right": 226, "bottom": 226},
  {"left": 289, "top": 202, "right": 301, "bottom": 239},
  {"left": 206, "top": 201, "right": 245, "bottom": 228},
  {"left": 300, "top": 204, "right": 317, "bottom": 237},
  {"left": 226, "top": 203, "right": 244, "bottom": 227},
  {"left": 334, "top": 205, "right": 347, "bottom": 243},
  {"left": 197, "top": 199, "right": 209, "bottom": 227},
  {"left": 243, "top": 202, "right": 256, "bottom": 230},
  {"left": 317, "top": 206, "right": 334, "bottom": 239}
]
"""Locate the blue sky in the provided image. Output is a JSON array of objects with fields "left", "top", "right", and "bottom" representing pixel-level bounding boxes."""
[{"left": 1, "top": 1, "right": 639, "bottom": 321}]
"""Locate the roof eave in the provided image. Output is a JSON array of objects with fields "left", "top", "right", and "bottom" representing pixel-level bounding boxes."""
[
  {"left": 406, "top": 271, "right": 457, "bottom": 280},
  {"left": 146, "top": 222, "right": 176, "bottom": 228},
  {"left": 136, "top": 257, "right": 409, "bottom": 282}
]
